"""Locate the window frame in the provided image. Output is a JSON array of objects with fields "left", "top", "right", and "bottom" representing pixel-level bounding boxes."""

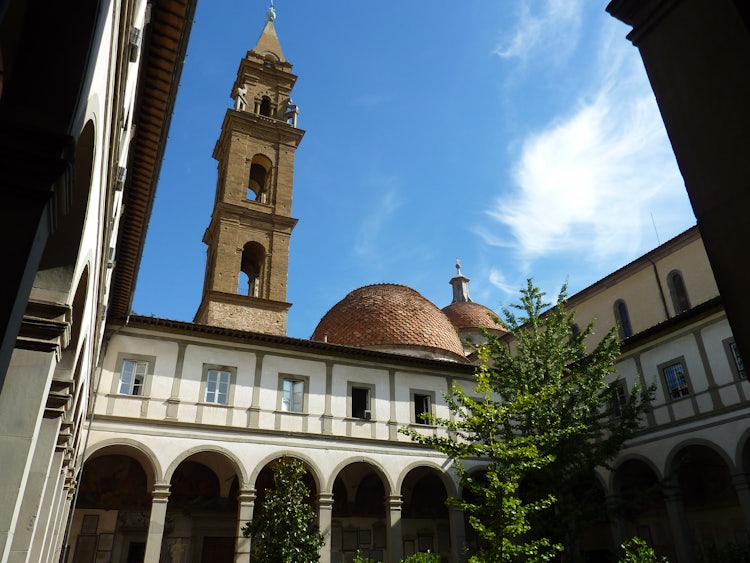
[
  {"left": 112, "top": 353, "right": 156, "bottom": 397},
  {"left": 614, "top": 299, "right": 633, "bottom": 339},
  {"left": 667, "top": 270, "right": 691, "bottom": 314},
  {"left": 723, "top": 338, "right": 746, "bottom": 380},
  {"left": 347, "top": 382, "right": 374, "bottom": 420},
  {"left": 410, "top": 389, "right": 436, "bottom": 425},
  {"left": 277, "top": 375, "right": 309, "bottom": 414},
  {"left": 609, "top": 379, "right": 627, "bottom": 419},
  {"left": 658, "top": 357, "right": 691, "bottom": 401},
  {"left": 200, "top": 364, "right": 236, "bottom": 406}
]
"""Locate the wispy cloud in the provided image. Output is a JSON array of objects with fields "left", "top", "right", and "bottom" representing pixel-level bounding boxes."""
[
  {"left": 494, "top": 0, "right": 583, "bottom": 64},
  {"left": 488, "top": 24, "right": 691, "bottom": 266},
  {"left": 488, "top": 268, "right": 516, "bottom": 295},
  {"left": 354, "top": 182, "right": 402, "bottom": 258}
]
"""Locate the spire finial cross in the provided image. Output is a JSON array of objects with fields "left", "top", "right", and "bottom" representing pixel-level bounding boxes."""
[
  {"left": 455, "top": 258, "right": 462, "bottom": 276},
  {"left": 267, "top": 0, "right": 276, "bottom": 21}
]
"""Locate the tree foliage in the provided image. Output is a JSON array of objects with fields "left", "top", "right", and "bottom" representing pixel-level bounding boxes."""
[
  {"left": 242, "top": 457, "right": 324, "bottom": 563},
  {"left": 404, "top": 280, "right": 652, "bottom": 562}
]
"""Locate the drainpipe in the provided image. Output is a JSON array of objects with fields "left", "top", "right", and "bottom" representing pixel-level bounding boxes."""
[{"left": 647, "top": 257, "right": 670, "bottom": 321}]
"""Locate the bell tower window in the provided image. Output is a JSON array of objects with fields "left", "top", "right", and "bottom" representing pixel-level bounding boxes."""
[
  {"left": 240, "top": 242, "right": 265, "bottom": 297},
  {"left": 259, "top": 96, "right": 272, "bottom": 117},
  {"left": 247, "top": 155, "right": 272, "bottom": 203}
]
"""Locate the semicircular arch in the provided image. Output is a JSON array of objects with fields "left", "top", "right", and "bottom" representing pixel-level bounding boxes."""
[
  {"left": 164, "top": 444, "right": 247, "bottom": 485},
  {"left": 396, "top": 460, "right": 459, "bottom": 498},
  {"left": 665, "top": 438, "right": 736, "bottom": 477},
  {"left": 326, "top": 456, "right": 394, "bottom": 494},
  {"left": 248, "top": 450, "right": 324, "bottom": 494},
  {"left": 83, "top": 438, "right": 162, "bottom": 487}
]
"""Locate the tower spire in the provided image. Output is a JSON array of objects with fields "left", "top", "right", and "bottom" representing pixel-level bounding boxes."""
[
  {"left": 449, "top": 259, "right": 472, "bottom": 303},
  {"left": 194, "top": 11, "right": 304, "bottom": 335}
]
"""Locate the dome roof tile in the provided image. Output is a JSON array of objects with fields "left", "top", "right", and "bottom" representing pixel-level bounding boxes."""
[{"left": 312, "top": 284, "right": 466, "bottom": 360}]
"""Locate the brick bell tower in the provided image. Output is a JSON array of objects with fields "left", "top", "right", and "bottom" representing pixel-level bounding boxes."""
[{"left": 195, "top": 6, "right": 304, "bottom": 335}]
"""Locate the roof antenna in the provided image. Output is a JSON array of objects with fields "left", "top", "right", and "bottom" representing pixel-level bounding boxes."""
[
  {"left": 267, "top": 0, "right": 276, "bottom": 21},
  {"left": 650, "top": 212, "right": 661, "bottom": 246}
]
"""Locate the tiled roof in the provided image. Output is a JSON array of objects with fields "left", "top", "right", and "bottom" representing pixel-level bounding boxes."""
[
  {"left": 442, "top": 301, "right": 505, "bottom": 333},
  {"left": 311, "top": 284, "right": 466, "bottom": 359}
]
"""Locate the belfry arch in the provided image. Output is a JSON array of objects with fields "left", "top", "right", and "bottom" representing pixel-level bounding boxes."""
[
  {"left": 247, "top": 154, "right": 272, "bottom": 202},
  {"left": 239, "top": 241, "right": 266, "bottom": 297},
  {"left": 194, "top": 12, "right": 303, "bottom": 336}
]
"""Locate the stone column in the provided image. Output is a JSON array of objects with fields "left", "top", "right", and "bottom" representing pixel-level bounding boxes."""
[
  {"left": 386, "top": 495, "right": 403, "bottom": 563},
  {"left": 732, "top": 474, "right": 750, "bottom": 532},
  {"left": 8, "top": 416, "right": 60, "bottom": 563},
  {"left": 448, "top": 507, "right": 467, "bottom": 563},
  {"left": 664, "top": 485, "right": 694, "bottom": 563},
  {"left": 0, "top": 348, "right": 56, "bottom": 560},
  {"left": 235, "top": 488, "right": 255, "bottom": 563},
  {"left": 144, "top": 483, "right": 170, "bottom": 562},
  {"left": 317, "top": 492, "right": 334, "bottom": 563}
]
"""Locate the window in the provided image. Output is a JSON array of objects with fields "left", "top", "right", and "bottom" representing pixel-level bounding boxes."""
[
  {"left": 119, "top": 359, "right": 147, "bottom": 395},
  {"left": 240, "top": 242, "right": 265, "bottom": 297},
  {"left": 610, "top": 380, "right": 627, "bottom": 419},
  {"left": 282, "top": 378, "right": 305, "bottom": 412},
  {"left": 614, "top": 300, "right": 633, "bottom": 339},
  {"left": 412, "top": 391, "right": 434, "bottom": 424},
  {"left": 667, "top": 270, "right": 690, "bottom": 314},
  {"left": 661, "top": 360, "right": 690, "bottom": 400},
  {"left": 725, "top": 339, "right": 746, "bottom": 379},
  {"left": 259, "top": 96, "right": 271, "bottom": 117},
  {"left": 351, "top": 386, "right": 371, "bottom": 419},
  {"left": 205, "top": 369, "right": 231, "bottom": 404}
]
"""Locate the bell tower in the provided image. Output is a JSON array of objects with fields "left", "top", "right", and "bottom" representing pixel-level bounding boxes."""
[{"left": 195, "top": 7, "right": 304, "bottom": 335}]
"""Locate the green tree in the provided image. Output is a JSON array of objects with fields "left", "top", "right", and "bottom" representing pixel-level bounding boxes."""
[
  {"left": 242, "top": 457, "right": 324, "bottom": 563},
  {"left": 404, "top": 280, "right": 651, "bottom": 562}
]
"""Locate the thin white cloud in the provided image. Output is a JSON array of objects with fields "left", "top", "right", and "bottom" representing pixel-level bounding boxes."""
[
  {"left": 494, "top": 0, "right": 583, "bottom": 64},
  {"left": 488, "top": 268, "right": 516, "bottom": 295},
  {"left": 353, "top": 183, "right": 402, "bottom": 257},
  {"left": 489, "top": 24, "right": 691, "bottom": 265}
]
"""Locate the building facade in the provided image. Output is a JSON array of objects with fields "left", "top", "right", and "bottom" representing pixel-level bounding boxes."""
[
  {"left": 66, "top": 12, "right": 749, "bottom": 563},
  {"left": 2, "top": 4, "right": 749, "bottom": 563},
  {"left": 0, "top": 0, "right": 196, "bottom": 561}
]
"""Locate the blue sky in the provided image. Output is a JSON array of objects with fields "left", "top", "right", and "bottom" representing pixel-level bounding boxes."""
[{"left": 133, "top": 0, "right": 696, "bottom": 339}]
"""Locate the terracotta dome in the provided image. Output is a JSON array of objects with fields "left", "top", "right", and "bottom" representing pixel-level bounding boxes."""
[
  {"left": 442, "top": 301, "right": 505, "bottom": 333},
  {"left": 312, "top": 284, "right": 466, "bottom": 361}
]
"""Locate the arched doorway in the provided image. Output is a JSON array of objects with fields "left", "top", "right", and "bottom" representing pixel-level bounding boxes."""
[
  {"left": 613, "top": 458, "right": 673, "bottom": 560},
  {"left": 165, "top": 452, "right": 240, "bottom": 562},
  {"left": 72, "top": 450, "right": 153, "bottom": 563},
  {"left": 671, "top": 444, "right": 744, "bottom": 557},
  {"left": 400, "top": 467, "right": 450, "bottom": 560},
  {"left": 331, "top": 462, "right": 387, "bottom": 563}
]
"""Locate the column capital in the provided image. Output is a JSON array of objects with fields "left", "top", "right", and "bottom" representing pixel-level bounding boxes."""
[
  {"left": 386, "top": 494, "right": 403, "bottom": 510},
  {"left": 238, "top": 488, "right": 256, "bottom": 504},
  {"left": 662, "top": 485, "right": 684, "bottom": 503},
  {"left": 152, "top": 482, "right": 171, "bottom": 502},
  {"left": 317, "top": 492, "right": 334, "bottom": 508}
]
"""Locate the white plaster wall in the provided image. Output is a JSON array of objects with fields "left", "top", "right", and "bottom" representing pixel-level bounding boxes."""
[{"left": 701, "top": 318, "right": 736, "bottom": 387}]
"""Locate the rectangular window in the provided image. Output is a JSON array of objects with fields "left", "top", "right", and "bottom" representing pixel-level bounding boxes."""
[
  {"left": 610, "top": 380, "right": 627, "bottom": 419},
  {"left": 729, "top": 341, "right": 746, "bottom": 379},
  {"left": 351, "top": 386, "right": 371, "bottom": 419},
  {"left": 282, "top": 378, "right": 305, "bottom": 412},
  {"left": 119, "top": 359, "right": 147, "bottom": 396},
  {"left": 205, "top": 369, "right": 231, "bottom": 404},
  {"left": 414, "top": 393, "right": 432, "bottom": 424},
  {"left": 662, "top": 361, "right": 689, "bottom": 400}
]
